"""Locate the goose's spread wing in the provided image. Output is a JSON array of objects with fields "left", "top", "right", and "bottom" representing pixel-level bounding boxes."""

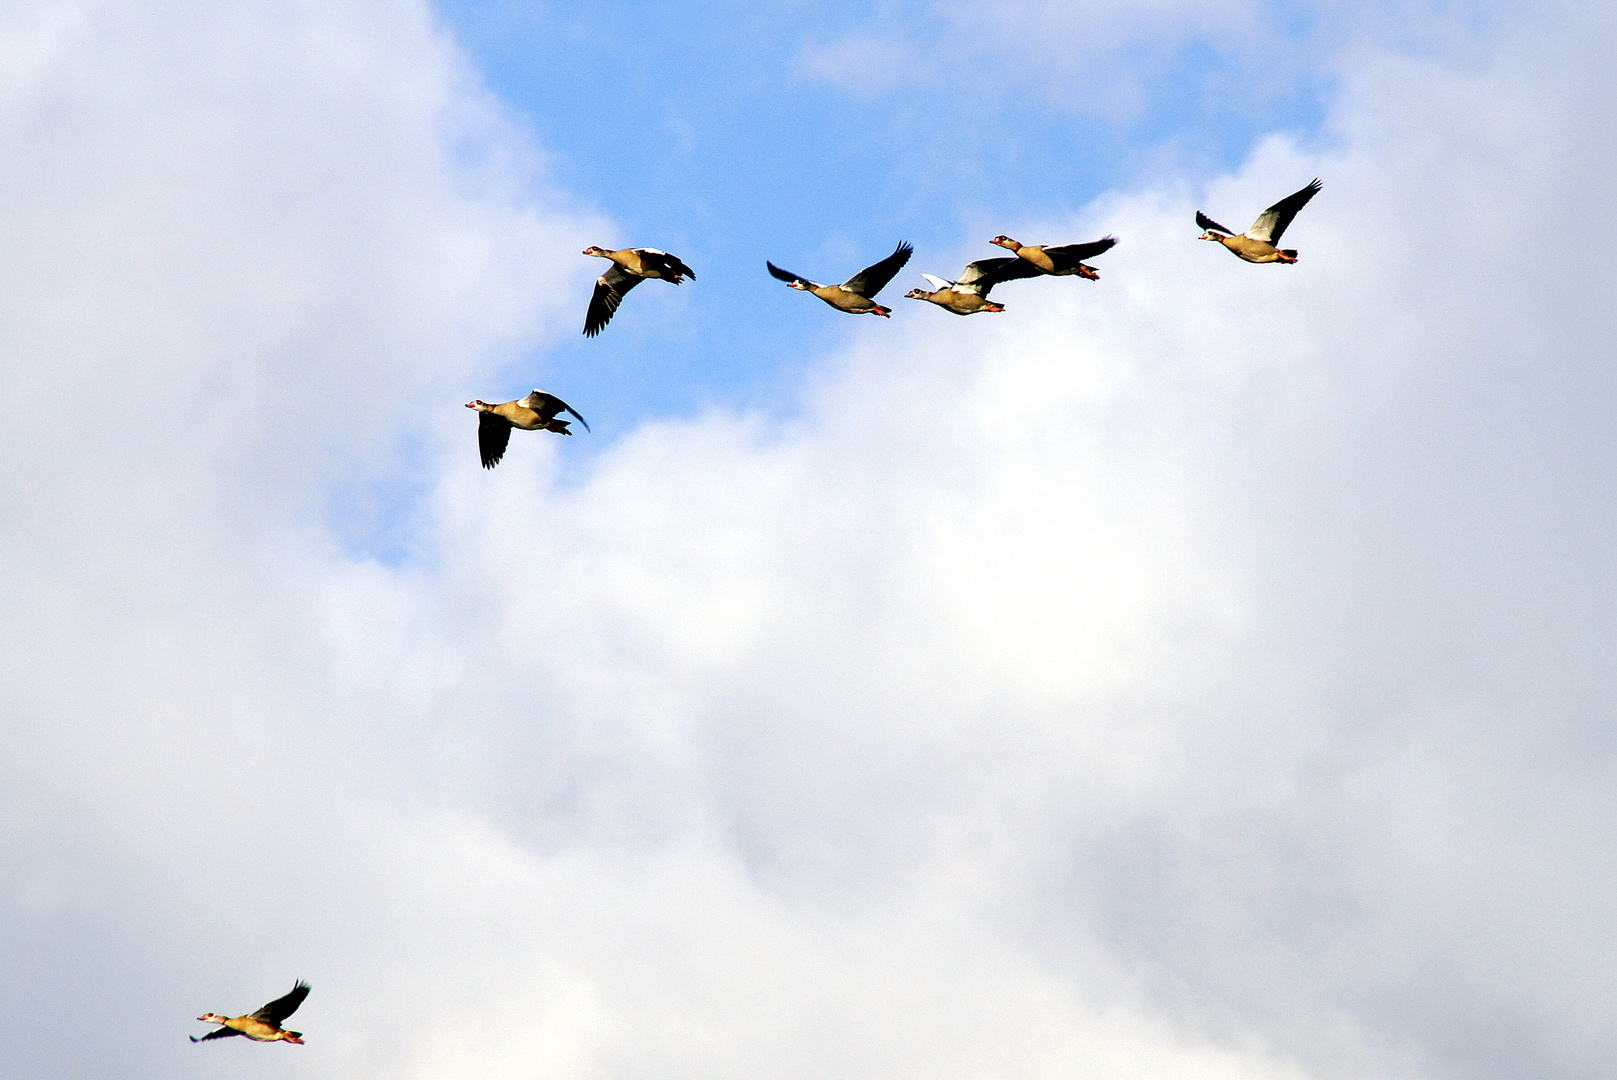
[
  {"left": 192, "top": 1026, "right": 242, "bottom": 1042},
  {"left": 1196, "top": 211, "right": 1232, "bottom": 236},
  {"left": 252, "top": 982, "right": 310, "bottom": 1027},
  {"left": 522, "top": 391, "right": 590, "bottom": 432},
  {"left": 478, "top": 410, "right": 514, "bottom": 469},
  {"left": 637, "top": 248, "right": 695, "bottom": 281},
  {"left": 584, "top": 267, "right": 643, "bottom": 337},
  {"left": 767, "top": 261, "right": 817, "bottom": 288},
  {"left": 920, "top": 273, "right": 953, "bottom": 292},
  {"left": 1039, "top": 236, "right": 1117, "bottom": 271},
  {"left": 958, "top": 257, "right": 1042, "bottom": 296},
  {"left": 1245, "top": 179, "right": 1320, "bottom": 243},
  {"left": 841, "top": 242, "right": 912, "bottom": 298}
]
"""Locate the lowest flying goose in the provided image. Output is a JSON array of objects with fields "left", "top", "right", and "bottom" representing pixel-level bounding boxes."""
[{"left": 192, "top": 981, "right": 310, "bottom": 1045}]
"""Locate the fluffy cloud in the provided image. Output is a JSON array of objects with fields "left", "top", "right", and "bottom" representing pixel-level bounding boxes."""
[{"left": 3, "top": 3, "right": 1616, "bottom": 1080}]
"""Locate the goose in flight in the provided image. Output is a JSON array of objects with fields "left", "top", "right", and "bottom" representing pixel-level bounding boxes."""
[
  {"left": 466, "top": 391, "right": 590, "bottom": 469},
  {"left": 1196, "top": 180, "right": 1321, "bottom": 263},
  {"left": 990, "top": 235, "right": 1117, "bottom": 280},
  {"left": 905, "top": 256, "right": 1043, "bottom": 315},
  {"left": 582, "top": 246, "right": 695, "bottom": 336},
  {"left": 767, "top": 242, "right": 912, "bottom": 317},
  {"left": 192, "top": 981, "right": 310, "bottom": 1044}
]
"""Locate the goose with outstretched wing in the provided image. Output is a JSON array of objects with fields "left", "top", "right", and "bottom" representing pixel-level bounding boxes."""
[
  {"left": 990, "top": 235, "right": 1117, "bottom": 280},
  {"left": 767, "top": 242, "right": 912, "bottom": 316},
  {"left": 582, "top": 246, "right": 695, "bottom": 336},
  {"left": 466, "top": 390, "right": 590, "bottom": 469},
  {"left": 1197, "top": 180, "right": 1321, "bottom": 263},
  {"left": 192, "top": 981, "right": 310, "bottom": 1044},
  {"left": 905, "top": 256, "right": 1043, "bottom": 315}
]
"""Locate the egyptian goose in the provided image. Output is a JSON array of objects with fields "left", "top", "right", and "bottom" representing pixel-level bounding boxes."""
[
  {"left": 582, "top": 246, "right": 695, "bottom": 337},
  {"left": 905, "top": 256, "right": 1043, "bottom": 315},
  {"left": 767, "top": 242, "right": 912, "bottom": 317},
  {"left": 1196, "top": 180, "right": 1321, "bottom": 263},
  {"left": 989, "top": 235, "right": 1117, "bottom": 279},
  {"left": 466, "top": 391, "right": 590, "bottom": 469},
  {"left": 192, "top": 981, "right": 310, "bottom": 1044}
]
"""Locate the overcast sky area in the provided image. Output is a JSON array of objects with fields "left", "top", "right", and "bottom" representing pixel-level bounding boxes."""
[{"left": 3, "top": 2, "right": 1616, "bottom": 1080}]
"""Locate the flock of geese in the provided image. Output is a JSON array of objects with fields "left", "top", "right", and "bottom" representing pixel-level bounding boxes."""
[
  {"left": 464, "top": 179, "right": 1322, "bottom": 471},
  {"left": 194, "top": 178, "right": 1322, "bottom": 1049},
  {"left": 465, "top": 178, "right": 1321, "bottom": 470}
]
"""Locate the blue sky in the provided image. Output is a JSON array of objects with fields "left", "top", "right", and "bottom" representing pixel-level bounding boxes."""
[{"left": 440, "top": 1, "right": 1329, "bottom": 424}]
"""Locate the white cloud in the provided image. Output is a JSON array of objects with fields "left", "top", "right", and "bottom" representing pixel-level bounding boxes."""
[{"left": 3, "top": 3, "right": 1617, "bottom": 1080}]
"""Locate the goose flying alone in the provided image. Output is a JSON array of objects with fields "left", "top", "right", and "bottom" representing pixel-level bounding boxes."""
[{"left": 192, "top": 981, "right": 310, "bottom": 1044}]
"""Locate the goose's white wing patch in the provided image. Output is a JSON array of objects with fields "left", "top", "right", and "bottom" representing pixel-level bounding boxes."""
[{"left": 1244, "top": 211, "right": 1282, "bottom": 243}]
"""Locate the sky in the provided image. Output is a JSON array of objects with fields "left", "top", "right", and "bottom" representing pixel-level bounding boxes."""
[
  {"left": 438, "top": 0, "right": 1331, "bottom": 429},
  {"left": 2, "top": 3, "right": 1617, "bottom": 1080}
]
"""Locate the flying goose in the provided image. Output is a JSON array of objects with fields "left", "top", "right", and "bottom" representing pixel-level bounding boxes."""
[
  {"left": 192, "top": 981, "right": 310, "bottom": 1044},
  {"left": 905, "top": 256, "right": 1044, "bottom": 315},
  {"left": 990, "top": 235, "right": 1117, "bottom": 279},
  {"left": 767, "top": 242, "right": 912, "bottom": 317},
  {"left": 466, "top": 391, "right": 590, "bottom": 469},
  {"left": 1196, "top": 180, "right": 1321, "bottom": 263},
  {"left": 582, "top": 246, "right": 695, "bottom": 336}
]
